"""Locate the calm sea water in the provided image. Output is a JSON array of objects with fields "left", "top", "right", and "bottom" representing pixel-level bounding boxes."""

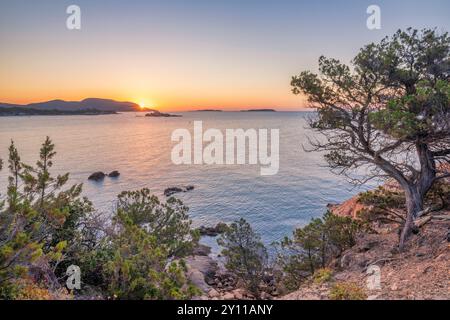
[{"left": 0, "top": 112, "right": 371, "bottom": 245}]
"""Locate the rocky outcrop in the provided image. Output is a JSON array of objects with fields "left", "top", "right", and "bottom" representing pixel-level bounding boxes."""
[
  {"left": 108, "top": 171, "right": 120, "bottom": 178},
  {"left": 145, "top": 111, "right": 181, "bottom": 118},
  {"left": 192, "top": 244, "right": 212, "bottom": 256},
  {"left": 328, "top": 180, "right": 401, "bottom": 219},
  {"left": 88, "top": 171, "right": 121, "bottom": 181},
  {"left": 88, "top": 172, "right": 106, "bottom": 181},
  {"left": 198, "top": 223, "right": 228, "bottom": 237},
  {"left": 185, "top": 255, "right": 219, "bottom": 293},
  {"left": 327, "top": 198, "right": 368, "bottom": 219}
]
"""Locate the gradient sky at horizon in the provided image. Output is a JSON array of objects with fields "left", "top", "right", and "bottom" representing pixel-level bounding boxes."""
[{"left": 1, "top": 0, "right": 449, "bottom": 111}]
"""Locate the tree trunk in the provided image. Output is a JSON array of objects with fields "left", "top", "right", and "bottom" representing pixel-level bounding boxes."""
[
  {"left": 399, "top": 188, "right": 423, "bottom": 251},
  {"left": 399, "top": 142, "right": 436, "bottom": 251}
]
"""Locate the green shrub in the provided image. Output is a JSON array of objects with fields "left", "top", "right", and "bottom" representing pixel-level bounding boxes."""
[
  {"left": 218, "top": 218, "right": 268, "bottom": 297},
  {"left": 277, "top": 212, "right": 361, "bottom": 290},
  {"left": 313, "top": 268, "right": 333, "bottom": 284},
  {"left": 329, "top": 282, "right": 367, "bottom": 300},
  {"left": 358, "top": 182, "right": 450, "bottom": 226},
  {"left": 0, "top": 138, "right": 91, "bottom": 298},
  {"left": 105, "top": 211, "right": 199, "bottom": 300},
  {"left": 357, "top": 187, "right": 406, "bottom": 224},
  {"left": 116, "top": 188, "right": 199, "bottom": 258},
  {"left": 0, "top": 139, "right": 201, "bottom": 300}
]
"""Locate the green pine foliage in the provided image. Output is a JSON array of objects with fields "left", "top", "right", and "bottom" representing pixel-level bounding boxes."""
[
  {"left": 0, "top": 138, "right": 199, "bottom": 299},
  {"left": 277, "top": 212, "right": 361, "bottom": 290},
  {"left": 217, "top": 218, "right": 268, "bottom": 297}
]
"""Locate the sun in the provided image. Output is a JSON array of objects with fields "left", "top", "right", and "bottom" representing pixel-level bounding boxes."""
[
  {"left": 138, "top": 101, "right": 147, "bottom": 110},
  {"left": 137, "top": 99, "right": 155, "bottom": 110}
]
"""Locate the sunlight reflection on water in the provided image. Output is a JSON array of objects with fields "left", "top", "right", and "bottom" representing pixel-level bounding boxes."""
[{"left": 0, "top": 112, "right": 375, "bottom": 244}]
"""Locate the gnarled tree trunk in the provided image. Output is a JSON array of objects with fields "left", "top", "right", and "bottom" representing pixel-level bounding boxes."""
[
  {"left": 399, "top": 188, "right": 423, "bottom": 250},
  {"left": 399, "top": 143, "right": 436, "bottom": 251}
]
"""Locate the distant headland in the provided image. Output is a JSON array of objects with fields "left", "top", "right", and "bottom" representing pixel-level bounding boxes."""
[
  {"left": 0, "top": 107, "right": 117, "bottom": 116},
  {"left": 0, "top": 98, "right": 153, "bottom": 116}
]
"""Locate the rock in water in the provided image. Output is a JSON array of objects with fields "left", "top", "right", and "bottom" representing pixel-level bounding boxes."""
[
  {"left": 164, "top": 187, "right": 184, "bottom": 196},
  {"left": 145, "top": 111, "right": 181, "bottom": 117},
  {"left": 88, "top": 172, "right": 106, "bottom": 181},
  {"left": 108, "top": 170, "right": 120, "bottom": 178},
  {"left": 198, "top": 222, "right": 229, "bottom": 236},
  {"left": 164, "top": 185, "right": 195, "bottom": 196}
]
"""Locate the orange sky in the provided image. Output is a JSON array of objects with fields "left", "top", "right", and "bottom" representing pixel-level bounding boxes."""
[
  {"left": 0, "top": 43, "right": 308, "bottom": 111},
  {"left": 2, "top": 1, "right": 449, "bottom": 112}
]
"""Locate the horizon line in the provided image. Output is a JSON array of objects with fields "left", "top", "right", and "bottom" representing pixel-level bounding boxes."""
[{"left": 0, "top": 97, "right": 310, "bottom": 112}]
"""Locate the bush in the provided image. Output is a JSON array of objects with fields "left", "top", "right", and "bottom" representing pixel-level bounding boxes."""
[
  {"left": 0, "top": 138, "right": 90, "bottom": 298},
  {"left": 329, "top": 282, "right": 367, "bottom": 300},
  {"left": 15, "top": 279, "right": 72, "bottom": 300},
  {"left": 105, "top": 211, "right": 198, "bottom": 299},
  {"left": 116, "top": 189, "right": 199, "bottom": 258},
  {"left": 358, "top": 187, "right": 406, "bottom": 225},
  {"left": 313, "top": 268, "right": 333, "bottom": 284},
  {"left": 218, "top": 218, "right": 268, "bottom": 297},
  {"left": 426, "top": 181, "right": 450, "bottom": 210},
  {"left": 0, "top": 139, "right": 200, "bottom": 300},
  {"left": 277, "top": 212, "right": 361, "bottom": 290},
  {"left": 358, "top": 183, "right": 450, "bottom": 226}
]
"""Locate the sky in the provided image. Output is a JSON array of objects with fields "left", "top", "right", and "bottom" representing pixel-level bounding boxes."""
[{"left": 0, "top": 0, "right": 449, "bottom": 111}]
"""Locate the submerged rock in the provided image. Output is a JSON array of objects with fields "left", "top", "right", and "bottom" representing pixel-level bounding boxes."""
[
  {"left": 164, "top": 187, "right": 183, "bottom": 196},
  {"left": 164, "top": 185, "right": 195, "bottom": 197},
  {"left": 88, "top": 172, "right": 106, "bottom": 181},
  {"left": 108, "top": 170, "right": 120, "bottom": 178}
]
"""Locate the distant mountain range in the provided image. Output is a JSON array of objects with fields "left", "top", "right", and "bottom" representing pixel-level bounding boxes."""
[{"left": 0, "top": 98, "right": 146, "bottom": 112}]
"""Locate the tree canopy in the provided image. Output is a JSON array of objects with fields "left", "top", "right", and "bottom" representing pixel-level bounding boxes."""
[{"left": 292, "top": 28, "right": 450, "bottom": 249}]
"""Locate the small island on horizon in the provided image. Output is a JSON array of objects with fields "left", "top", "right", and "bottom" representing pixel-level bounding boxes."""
[
  {"left": 145, "top": 110, "right": 182, "bottom": 118},
  {"left": 193, "top": 109, "right": 224, "bottom": 112},
  {"left": 240, "top": 109, "right": 277, "bottom": 112}
]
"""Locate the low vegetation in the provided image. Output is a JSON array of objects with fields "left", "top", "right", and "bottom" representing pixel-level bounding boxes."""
[
  {"left": 312, "top": 268, "right": 334, "bottom": 285},
  {"left": 1, "top": 138, "right": 447, "bottom": 300},
  {"left": 358, "top": 183, "right": 450, "bottom": 228},
  {"left": 0, "top": 138, "right": 198, "bottom": 299},
  {"left": 217, "top": 218, "right": 268, "bottom": 297},
  {"left": 329, "top": 282, "right": 367, "bottom": 300},
  {"left": 276, "top": 212, "right": 361, "bottom": 291}
]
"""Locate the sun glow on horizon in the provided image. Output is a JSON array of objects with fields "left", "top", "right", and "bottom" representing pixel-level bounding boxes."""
[{"left": 136, "top": 99, "right": 156, "bottom": 110}]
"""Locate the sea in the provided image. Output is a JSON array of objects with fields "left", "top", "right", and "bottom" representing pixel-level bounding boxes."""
[{"left": 0, "top": 111, "right": 374, "bottom": 248}]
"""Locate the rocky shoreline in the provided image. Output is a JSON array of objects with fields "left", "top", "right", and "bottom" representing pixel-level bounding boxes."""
[
  {"left": 187, "top": 182, "right": 449, "bottom": 301},
  {"left": 186, "top": 243, "right": 279, "bottom": 300},
  {"left": 186, "top": 222, "right": 279, "bottom": 300}
]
